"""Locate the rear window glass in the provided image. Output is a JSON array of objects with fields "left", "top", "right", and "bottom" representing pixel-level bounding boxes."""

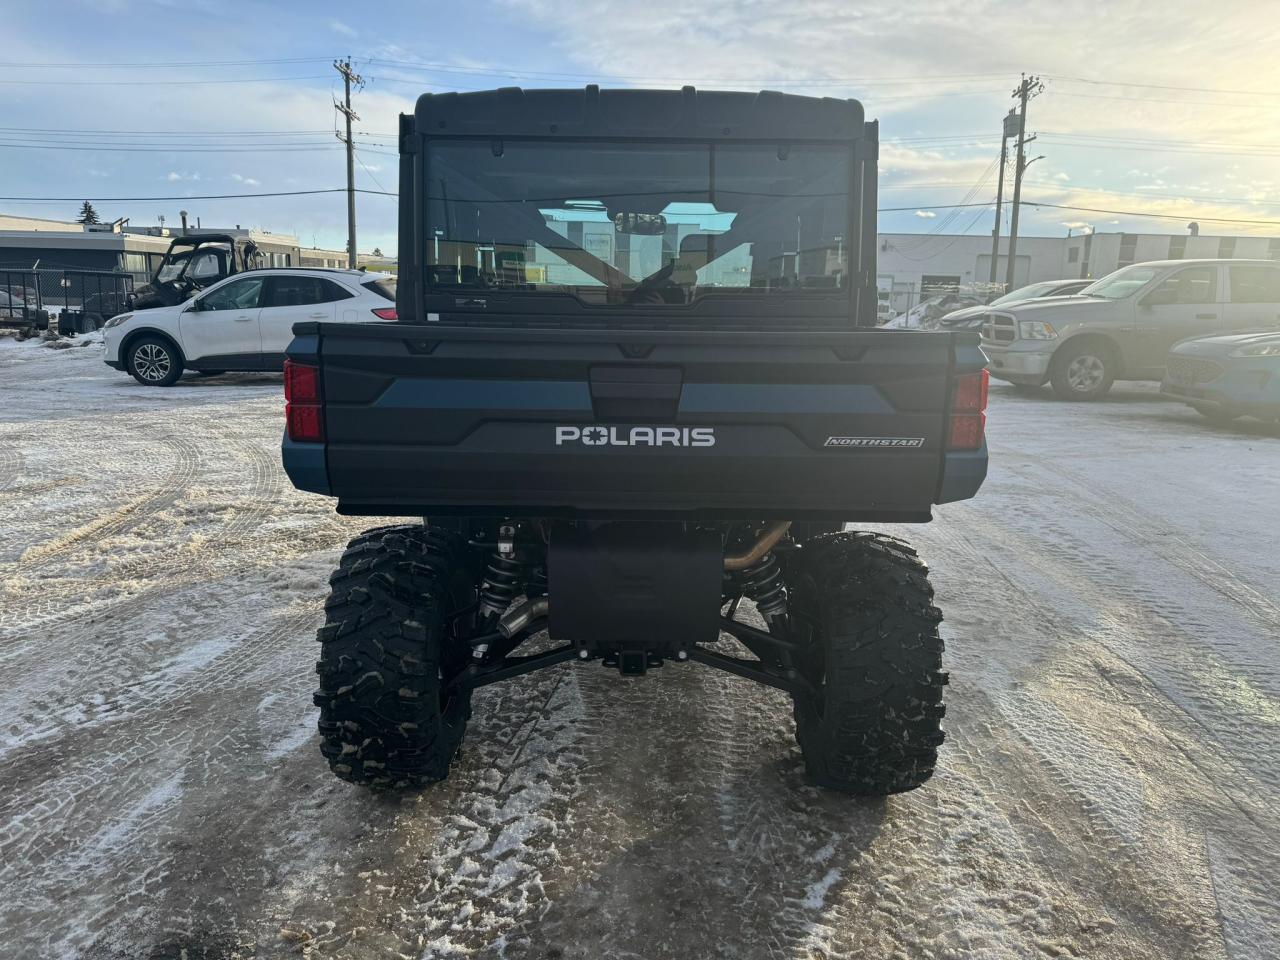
[{"left": 361, "top": 277, "right": 397, "bottom": 301}]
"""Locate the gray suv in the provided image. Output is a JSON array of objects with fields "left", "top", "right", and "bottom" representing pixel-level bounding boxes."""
[{"left": 980, "top": 259, "right": 1280, "bottom": 400}]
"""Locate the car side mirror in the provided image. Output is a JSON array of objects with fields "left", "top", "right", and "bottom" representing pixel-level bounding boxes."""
[
  {"left": 1142, "top": 287, "right": 1177, "bottom": 307},
  {"left": 188, "top": 298, "right": 203, "bottom": 312}
]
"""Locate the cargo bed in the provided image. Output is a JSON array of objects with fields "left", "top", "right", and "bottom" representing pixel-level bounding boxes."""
[{"left": 283, "top": 322, "right": 987, "bottom": 522}]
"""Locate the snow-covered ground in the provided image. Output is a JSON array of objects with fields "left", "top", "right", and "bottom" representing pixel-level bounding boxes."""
[{"left": 1, "top": 332, "right": 1278, "bottom": 959}]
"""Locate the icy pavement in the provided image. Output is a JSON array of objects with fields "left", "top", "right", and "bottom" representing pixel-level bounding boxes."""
[{"left": 1, "top": 332, "right": 1278, "bottom": 959}]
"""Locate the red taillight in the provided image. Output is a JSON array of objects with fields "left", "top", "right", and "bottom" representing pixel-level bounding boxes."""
[
  {"left": 952, "top": 369, "right": 989, "bottom": 413},
  {"left": 948, "top": 369, "right": 989, "bottom": 450},
  {"left": 284, "top": 359, "right": 320, "bottom": 403},
  {"left": 284, "top": 359, "right": 324, "bottom": 442},
  {"left": 947, "top": 413, "right": 986, "bottom": 450},
  {"left": 371, "top": 307, "right": 397, "bottom": 320},
  {"left": 287, "top": 404, "right": 325, "bottom": 443}
]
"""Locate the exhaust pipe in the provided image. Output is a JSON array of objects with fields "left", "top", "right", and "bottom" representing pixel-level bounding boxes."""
[
  {"left": 723, "top": 521, "right": 791, "bottom": 571},
  {"left": 498, "top": 596, "right": 549, "bottom": 638}
]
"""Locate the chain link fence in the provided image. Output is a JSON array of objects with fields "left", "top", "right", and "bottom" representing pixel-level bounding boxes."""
[{"left": 0, "top": 266, "right": 134, "bottom": 335}]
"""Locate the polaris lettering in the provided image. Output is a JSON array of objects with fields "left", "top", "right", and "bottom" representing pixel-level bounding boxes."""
[{"left": 555, "top": 426, "right": 716, "bottom": 447}]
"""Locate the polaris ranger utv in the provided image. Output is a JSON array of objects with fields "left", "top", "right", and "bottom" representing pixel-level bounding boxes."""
[
  {"left": 282, "top": 87, "right": 988, "bottom": 796},
  {"left": 130, "top": 233, "right": 261, "bottom": 310}
]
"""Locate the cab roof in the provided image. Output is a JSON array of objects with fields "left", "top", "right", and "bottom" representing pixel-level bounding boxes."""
[{"left": 411, "top": 86, "right": 867, "bottom": 141}]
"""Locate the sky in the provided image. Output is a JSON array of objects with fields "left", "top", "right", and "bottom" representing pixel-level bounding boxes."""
[{"left": 5, "top": 0, "right": 1280, "bottom": 256}]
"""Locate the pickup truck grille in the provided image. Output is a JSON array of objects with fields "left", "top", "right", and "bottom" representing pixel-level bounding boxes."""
[
  {"left": 1166, "top": 356, "right": 1223, "bottom": 384},
  {"left": 980, "top": 313, "right": 1016, "bottom": 343}
]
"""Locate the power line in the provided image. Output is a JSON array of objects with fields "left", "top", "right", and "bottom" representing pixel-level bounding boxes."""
[
  {"left": 0, "top": 189, "right": 353, "bottom": 201},
  {"left": 0, "top": 126, "right": 339, "bottom": 136},
  {"left": 353, "top": 148, "right": 392, "bottom": 196},
  {"left": 892, "top": 202, "right": 1000, "bottom": 261},
  {"left": 0, "top": 75, "right": 332, "bottom": 86},
  {"left": 2, "top": 188, "right": 1276, "bottom": 228},
  {"left": 359, "top": 58, "right": 1016, "bottom": 86},
  {"left": 0, "top": 56, "right": 335, "bottom": 68},
  {"left": 1044, "top": 74, "right": 1280, "bottom": 98}
]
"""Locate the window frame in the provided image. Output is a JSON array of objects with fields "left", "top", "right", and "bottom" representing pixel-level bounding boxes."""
[
  {"left": 197, "top": 275, "right": 266, "bottom": 312},
  {"left": 261, "top": 274, "right": 354, "bottom": 309},
  {"left": 1151, "top": 264, "right": 1219, "bottom": 306},
  {"left": 1227, "top": 263, "right": 1280, "bottom": 305}
]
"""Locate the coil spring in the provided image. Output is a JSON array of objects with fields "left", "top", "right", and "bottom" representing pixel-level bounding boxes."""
[
  {"left": 479, "top": 552, "right": 529, "bottom": 618},
  {"left": 740, "top": 551, "right": 787, "bottom": 620}
]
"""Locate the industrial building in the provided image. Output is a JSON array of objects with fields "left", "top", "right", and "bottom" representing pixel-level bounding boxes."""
[
  {"left": 877, "top": 229, "right": 1280, "bottom": 314},
  {"left": 0, "top": 213, "right": 305, "bottom": 285}
]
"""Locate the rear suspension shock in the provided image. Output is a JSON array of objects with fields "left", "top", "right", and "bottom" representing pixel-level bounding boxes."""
[
  {"left": 739, "top": 551, "right": 787, "bottom": 621},
  {"left": 478, "top": 523, "right": 535, "bottom": 622}
]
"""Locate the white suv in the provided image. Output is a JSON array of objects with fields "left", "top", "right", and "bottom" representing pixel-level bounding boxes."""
[{"left": 103, "top": 268, "right": 397, "bottom": 386}]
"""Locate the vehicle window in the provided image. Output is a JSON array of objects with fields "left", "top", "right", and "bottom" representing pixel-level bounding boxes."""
[
  {"left": 992, "top": 281, "right": 1055, "bottom": 305},
  {"left": 265, "top": 276, "right": 349, "bottom": 307},
  {"left": 1081, "top": 264, "right": 1159, "bottom": 299},
  {"left": 198, "top": 277, "right": 265, "bottom": 311},
  {"left": 426, "top": 139, "right": 850, "bottom": 304},
  {"left": 1151, "top": 265, "right": 1217, "bottom": 305},
  {"left": 320, "top": 278, "right": 354, "bottom": 302},
  {"left": 188, "top": 251, "right": 222, "bottom": 280},
  {"left": 1228, "top": 265, "right": 1280, "bottom": 304},
  {"left": 360, "top": 277, "right": 397, "bottom": 301}
]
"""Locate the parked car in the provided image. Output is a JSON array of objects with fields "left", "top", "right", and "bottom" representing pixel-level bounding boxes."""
[
  {"left": 103, "top": 268, "right": 397, "bottom": 386},
  {"left": 1161, "top": 330, "right": 1280, "bottom": 423},
  {"left": 980, "top": 259, "right": 1280, "bottom": 400},
  {"left": 937, "top": 278, "right": 1093, "bottom": 331},
  {"left": 883, "top": 292, "right": 982, "bottom": 329}
]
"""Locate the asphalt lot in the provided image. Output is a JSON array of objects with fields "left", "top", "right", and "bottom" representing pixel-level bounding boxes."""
[{"left": 1, "top": 334, "right": 1278, "bottom": 959}]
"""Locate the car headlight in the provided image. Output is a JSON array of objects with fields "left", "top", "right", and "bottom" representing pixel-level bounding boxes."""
[
  {"left": 1018, "top": 320, "right": 1057, "bottom": 340},
  {"left": 103, "top": 313, "right": 133, "bottom": 329},
  {"left": 1229, "top": 343, "right": 1280, "bottom": 358}
]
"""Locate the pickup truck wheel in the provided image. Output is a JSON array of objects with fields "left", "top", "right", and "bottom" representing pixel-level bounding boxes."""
[
  {"left": 787, "top": 532, "right": 947, "bottom": 796},
  {"left": 126, "top": 335, "right": 184, "bottom": 387},
  {"left": 314, "top": 524, "right": 475, "bottom": 789},
  {"left": 1049, "top": 343, "right": 1113, "bottom": 401}
]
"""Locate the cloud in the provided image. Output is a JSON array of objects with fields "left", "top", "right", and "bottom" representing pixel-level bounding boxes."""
[
  {"left": 230, "top": 173, "right": 261, "bottom": 187},
  {"left": 329, "top": 18, "right": 357, "bottom": 37},
  {"left": 165, "top": 171, "right": 201, "bottom": 182},
  {"left": 914, "top": 210, "right": 937, "bottom": 218}
]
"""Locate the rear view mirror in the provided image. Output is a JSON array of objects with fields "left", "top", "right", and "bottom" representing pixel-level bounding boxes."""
[
  {"left": 1142, "top": 287, "right": 1178, "bottom": 307},
  {"left": 614, "top": 213, "right": 667, "bottom": 236}
]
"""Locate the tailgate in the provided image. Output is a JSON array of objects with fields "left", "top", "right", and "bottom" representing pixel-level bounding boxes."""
[{"left": 289, "top": 323, "right": 979, "bottom": 521}]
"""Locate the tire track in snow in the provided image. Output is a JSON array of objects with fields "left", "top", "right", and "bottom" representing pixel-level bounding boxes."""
[
  {"left": 0, "top": 606, "right": 323, "bottom": 956},
  {"left": 999, "top": 449, "right": 1280, "bottom": 639},
  {"left": 16, "top": 433, "right": 199, "bottom": 567}
]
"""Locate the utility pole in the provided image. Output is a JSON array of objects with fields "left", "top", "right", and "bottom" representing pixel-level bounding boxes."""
[
  {"left": 1005, "top": 74, "right": 1044, "bottom": 291},
  {"left": 334, "top": 58, "right": 363, "bottom": 269},
  {"left": 988, "top": 111, "right": 1015, "bottom": 285}
]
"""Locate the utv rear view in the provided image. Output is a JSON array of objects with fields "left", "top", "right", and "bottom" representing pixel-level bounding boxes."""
[{"left": 282, "top": 86, "right": 988, "bottom": 796}]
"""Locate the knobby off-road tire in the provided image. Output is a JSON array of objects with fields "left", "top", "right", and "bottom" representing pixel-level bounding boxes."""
[
  {"left": 315, "top": 524, "right": 475, "bottom": 789},
  {"left": 788, "top": 532, "right": 948, "bottom": 796}
]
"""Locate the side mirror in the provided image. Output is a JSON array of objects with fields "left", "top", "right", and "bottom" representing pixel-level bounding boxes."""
[
  {"left": 1142, "top": 287, "right": 1178, "bottom": 307},
  {"left": 188, "top": 298, "right": 203, "bottom": 312}
]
